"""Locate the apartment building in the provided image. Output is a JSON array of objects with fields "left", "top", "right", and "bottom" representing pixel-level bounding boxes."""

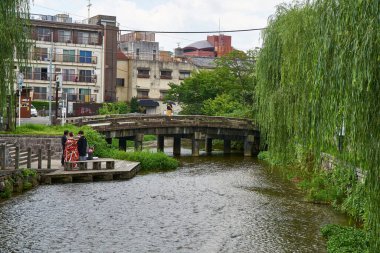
[
  {"left": 117, "top": 52, "right": 195, "bottom": 114},
  {"left": 116, "top": 32, "right": 219, "bottom": 114},
  {"left": 18, "top": 13, "right": 118, "bottom": 104}
]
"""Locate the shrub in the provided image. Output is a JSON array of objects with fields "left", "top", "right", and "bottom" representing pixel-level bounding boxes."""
[{"left": 321, "top": 224, "right": 369, "bottom": 253}]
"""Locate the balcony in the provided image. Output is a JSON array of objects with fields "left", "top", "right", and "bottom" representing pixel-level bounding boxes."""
[
  {"left": 33, "top": 92, "right": 97, "bottom": 103},
  {"left": 31, "top": 52, "right": 97, "bottom": 64},
  {"left": 22, "top": 71, "right": 97, "bottom": 84}
]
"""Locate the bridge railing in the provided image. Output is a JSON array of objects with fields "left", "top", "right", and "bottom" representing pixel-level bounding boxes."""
[{"left": 68, "top": 114, "right": 256, "bottom": 130}]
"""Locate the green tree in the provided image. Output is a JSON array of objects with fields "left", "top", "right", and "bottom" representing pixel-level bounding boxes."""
[
  {"left": 166, "top": 70, "right": 222, "bottom": 115},
  {"left": 256, "top": 1, "right": 379, "bottom": 251},
  {"left": 129, "top": 97, "right": 139, "bottom": 113},
  {"left": 202, "top": 93, "right": 251, "bottom": 118},
  {"left": 166, "top": 50, "right": 257, "bottom": 116},
  {"left": 0, "top": 0, "right": 30, "bottom": 131}
]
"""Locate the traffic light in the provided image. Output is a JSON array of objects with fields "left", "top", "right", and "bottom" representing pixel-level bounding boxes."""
[{"left": 55, "top": 75, "right": 62, "bottom": 88}]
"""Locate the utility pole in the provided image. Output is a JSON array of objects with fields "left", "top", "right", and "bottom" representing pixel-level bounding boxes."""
[
  {"left": 48, "top": 32, "right": 53, "bottom": 125},
  {"left": 16, "top": 72, "right": 24, "bottom": 127},
  {"left": 87, "top": 0, "right": 92, "bottom": 20}
]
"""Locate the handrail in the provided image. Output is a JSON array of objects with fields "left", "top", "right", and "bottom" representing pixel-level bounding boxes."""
[{"left": 71, "top": 115, "right": 256, "bottom": 130}]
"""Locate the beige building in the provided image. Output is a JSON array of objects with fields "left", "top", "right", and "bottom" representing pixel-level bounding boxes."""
[
  {"left": 116, "top": 53, "right": 194, "bottom": 114},
  {"left": 16, "top": 13, "right": 118, "bottom": 104},
  {"left": 116, "top": 32, "right": 216, "bottom": 114}
]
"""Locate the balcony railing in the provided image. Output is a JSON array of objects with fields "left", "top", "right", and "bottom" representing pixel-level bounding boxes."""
[
  {"left": 33, "top": 92, "right": 97, "bottom": 103},
  {"left": 33, "top": 33, "right": 100, "bottom": 46},
  {"left": 22, "top": 71, "right": 97, "bottom": 83},
  {"left": 31, "top": 52, "right": 97, "bottom": 64}
]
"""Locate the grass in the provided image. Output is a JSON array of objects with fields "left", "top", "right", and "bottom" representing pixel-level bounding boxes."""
[{"left": 2, "top": 124, "right": 179, "bottom": 172}]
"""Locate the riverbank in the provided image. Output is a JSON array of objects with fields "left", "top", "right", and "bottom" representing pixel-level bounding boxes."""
[{"left": 258, "top": 151, "right": 368, "bottom": 252}]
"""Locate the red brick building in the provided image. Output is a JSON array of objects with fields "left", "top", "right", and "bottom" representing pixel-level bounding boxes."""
[{"left": 183, "top": 35, "right": 232, "bottom": 57}]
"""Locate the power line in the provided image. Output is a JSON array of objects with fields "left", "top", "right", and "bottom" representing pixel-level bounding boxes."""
[{"left": 119, "top": 28, "right": 265, "bottom": 34}]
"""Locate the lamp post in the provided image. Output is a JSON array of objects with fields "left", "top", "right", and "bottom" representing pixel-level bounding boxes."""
[{"left": 16, "top": 72, "right": 24, "bottom": 127}]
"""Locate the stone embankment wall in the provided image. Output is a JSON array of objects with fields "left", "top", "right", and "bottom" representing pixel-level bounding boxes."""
[
  {"left": 321, "top": 153, "right": 365, "bottom": 182},
  {"left": 0, "top": 170, "right": 40, "bottom": 199},
  {"left": 0, "top": 135, "right": 62, "bottom": 159}
]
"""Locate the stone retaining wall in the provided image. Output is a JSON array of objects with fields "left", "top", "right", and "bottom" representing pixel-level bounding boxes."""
[
  {"left": 321, "top": 153, "right": 365, "bottom": 182},
  {"left": 0, "top": 135, "right": 62, "bottom": 159}
]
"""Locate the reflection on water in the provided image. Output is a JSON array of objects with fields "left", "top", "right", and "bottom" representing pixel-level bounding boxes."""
[{"left": 0, "top": 155, "right": 347, "bottom": 252}]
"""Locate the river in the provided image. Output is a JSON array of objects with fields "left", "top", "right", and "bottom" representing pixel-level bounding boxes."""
[{"left": 0, "top": 154, "right": 348, "bottom": 252}]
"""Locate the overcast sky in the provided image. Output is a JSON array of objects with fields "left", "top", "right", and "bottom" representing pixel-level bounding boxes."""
[{"left": 30, "top": 0, "right": 293, "bottom": 52}]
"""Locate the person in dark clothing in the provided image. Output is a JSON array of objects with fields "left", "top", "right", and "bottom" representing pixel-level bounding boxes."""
[
  {"left": 61, "top": 130, "right": 69, "bottom": 166},
  {"left": 77, "top": 130, "right": 88, "bottom": 161}
]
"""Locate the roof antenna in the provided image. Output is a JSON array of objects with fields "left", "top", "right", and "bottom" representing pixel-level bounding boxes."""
[{"left": 87, "top": 0, "right": 92, "bottom": 20}]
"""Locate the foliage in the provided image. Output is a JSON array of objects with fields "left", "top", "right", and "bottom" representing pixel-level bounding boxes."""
[
  {"left": 130, "top": 97, "right": 139, "bottom": 113},
  {"left": 166, "top": 50, "right": 256, "bottom": 117},
  {"left": 21, "top": 168, "right": 37, "bottom": 178},
  {"left": 0, "top": 179, "right": 13, "bottom": 199},
  {"left": 256, "top": 1, "right": 379, "bottom": 250},
  {"left": 321, "top": 224, "right": 369, "bottom": 253},
  {"left": 202, "top": 93, "right": 251, "bottom": 118},
  {"left": 167, "top": 70, "right": 221, "bottom": 115},
  {"left": 0, "top": 0, "right": 31, "bottom": 131},
  {"left": 99, "top": 102, "right": 130, "bottom": 115}
]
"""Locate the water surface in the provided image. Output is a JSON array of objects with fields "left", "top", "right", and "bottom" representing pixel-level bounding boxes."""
[{"left": 0, "top": 155, "right": 347, "bottom": 252}]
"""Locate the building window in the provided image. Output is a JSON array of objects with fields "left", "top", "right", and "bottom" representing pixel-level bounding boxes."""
[
  {"left": 37, "top": 27, "right": 51, "bottom": 42},
  {"left": 137, "top": 68, "right": 150, "bottom": 78},
  {"left": 79, "top": 88, "right": 91, "bottom": 102},
  {"left": 137, "top": 90, "right": 149, "bottom": 99},
  {"left": 34, "top": 67, "right": 48, "bottom": 80},
  {"left": 63, "top": 49, "right": 75, "bottom": 62},
  {"left": 136, "top": 48, "right": 140, "bottom": 59},
  {"left": 62, "top": 88, "right": 76, "bottom": 101},
  {"left": 160, "top": 70, "right": 172, "bottom": 79},
  {"left": 153, "top": 50, "right": 156, "bottom": 61},
  {"left": 58, "top": 30, "right": 72, "bottom": 43},
  {"left": 116, "top": 78, "right": 125, "bottom": 87},
  {"left": 62, "top": 69, "right": 75, "bottom": 82},
  {"left": 79, "top": 70, "right": 92, "bottom": 82},
  {"left": 179, "top": 71, "right": 191, "bottom": 80},
  {"left": 160, "top": 90, "right": 168, "bottom": 100},
  {"left": 33, "top": 87, "right": 47, "bottom": 100},
  {"left": 19, "top": 67, "right": 33, "bottom": 80},
  {"left": 78, "top": 32, "right": 89, "bottom": 44},
  {"left": 79, "top": 50, "right": 92, "bottom": 63},
  {"left": 33, "top": 47, "right": 48, "bottom": 61}
]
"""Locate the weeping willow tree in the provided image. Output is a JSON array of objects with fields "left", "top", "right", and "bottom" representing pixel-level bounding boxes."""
[
  {"left": 256, "top": 1, "right": 379, "bottom": 251},
  {"left": 0, "top": 0, "right": 31, "bottom": 131}
]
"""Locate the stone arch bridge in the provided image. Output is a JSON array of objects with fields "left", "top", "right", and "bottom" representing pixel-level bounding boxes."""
[{"left": 69, "top": 115, "right": 260, "bottom": 156}]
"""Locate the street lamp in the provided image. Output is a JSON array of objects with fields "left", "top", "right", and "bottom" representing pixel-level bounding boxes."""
[{"left": 16, "top": 72, "right": 24, "bottom": 127}]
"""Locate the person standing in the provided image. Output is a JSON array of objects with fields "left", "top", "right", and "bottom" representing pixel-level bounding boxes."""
[
  {"left": 77, "top": 130, "right": 88, "bottom": 161},
  {"left": 61, "top": 130, "right": 69, "bottom": 166},
  {"left": 166, "top": 103, "right": 173, "bottom": 116},
  {"left": 64, "top": 132, "right": 79, "bottom": 169}
]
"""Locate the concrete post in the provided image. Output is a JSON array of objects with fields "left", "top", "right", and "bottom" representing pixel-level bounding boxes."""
[
  {"left": 205, "top": 138, "right": 212, "bottom": 155},
  {"left": 192, "top": 132, "right": 203, "bottom": 157},
  {"left": 0, "top": 144, "right": 6, "bottom": 170},
  {"left": 157, "top": 135, "right": 164, "bottom": 152},
  {"left": 27, "top": 147, "right": 32, "bottom": 168},
  {"left": 244, "top": 135, "right": 255, "bottom": 157},
  {"left": 47, "top": 145, "right": 51, "bottom": 169},
  {"left": 15, "top": 145, "right": 20, "bottom": 170},
  {"left": 173, "top": 136, "right": 181, "bottom": 156},
  {"left": 134, "top": 134, "right": 144, "bottom": 151},
  {"left": 38, "top": 148, "right": 42, "bottom": 169},
  {"left": 224, "top": 139, "right": 231, "bottom": 154},
  {"left": 118, "top": 137, "right": 127, "bottom": 151}
]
